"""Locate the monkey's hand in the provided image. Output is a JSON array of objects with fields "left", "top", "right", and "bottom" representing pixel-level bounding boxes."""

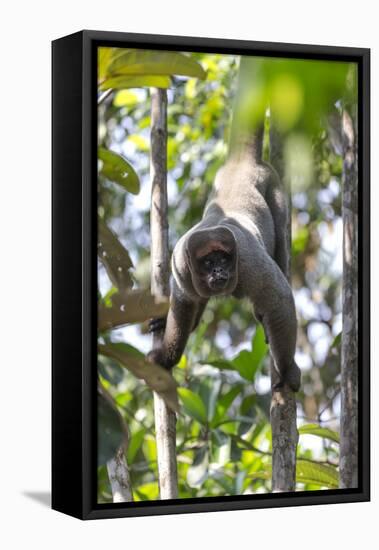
[
  {"left": 148, "top": 317, "right": 167, "bottom": 334},
  {"left": 147, "top": 347, "right": 172, "bottom": 370},
  {"left": 272, "top": 361, "right": 301, "bottom": 392}
]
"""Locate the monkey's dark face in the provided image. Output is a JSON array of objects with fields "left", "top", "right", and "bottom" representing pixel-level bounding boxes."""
[
  {"left": 196, "top": 250, "right": 234, "bottom": 293},
  {"left": 186, "top": 227, "right": 238, "bottom": 298}
]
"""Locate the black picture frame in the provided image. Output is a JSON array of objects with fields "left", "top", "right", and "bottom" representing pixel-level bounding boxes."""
[{"left": 52, "top": 30, "right": 370, "bottom": 520}]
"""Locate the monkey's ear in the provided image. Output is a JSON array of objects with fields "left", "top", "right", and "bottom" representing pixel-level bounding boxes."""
[{"left": 187, "top": 226, "right": 237, "bottom": 261}]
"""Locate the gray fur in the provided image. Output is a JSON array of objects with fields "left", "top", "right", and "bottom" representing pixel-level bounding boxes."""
[{"left": 149, "top": 138, "right": 301, "bottom": 392}]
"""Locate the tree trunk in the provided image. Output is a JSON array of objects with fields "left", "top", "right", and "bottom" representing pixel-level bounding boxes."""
[
  {"left": 269, "top": 125, "right": 298, "bottom": 492},
  {"left": 150, "top": 87, "right": 179, "bottom": 499},
  {"left": 340, "top": 98, "right": 358, "bottom": 488},
  {"left": 106, "top": 447, "right": 133, "bottom": 502}
]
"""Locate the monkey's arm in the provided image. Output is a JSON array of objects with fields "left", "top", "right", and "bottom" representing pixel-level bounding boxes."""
[
  {"left": 148, "top": 282, "right": 206, "bottom": 369},
  {"left": 250, "top": 257, "right": 300, "bottom": 391}
]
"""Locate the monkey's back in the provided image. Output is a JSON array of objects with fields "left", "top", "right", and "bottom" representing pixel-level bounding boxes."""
[{"left": 205, "top": 157, "right": 277, "bottom": 256}]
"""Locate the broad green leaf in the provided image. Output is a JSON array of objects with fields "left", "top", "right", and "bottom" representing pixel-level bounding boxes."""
[
  {"left": 98, "top": 147, "right": 140, "bottom": 194},
  {"left": 98, "top": 218, "right": 134, "bottom": 290},
  {"left": 187, "top": 445, "right": 209, "bottom": 488},
  {"left": 127, "top": 428, "right": 145, "bottom": 465},
  {"left": 292, "top": 226, "right": 309, "bottom": 255},
  {"left": 98, "top": 356, "right": 124, "bottom": 386},
  {"left": 238, "top": 394, "right": 257, "bottom": 435},
  {"left": 98, "top": 385, "right": 127, "bottom": 465},
  {"left": 202, "top": 359, "right": 235, "bottom": 371},
  {"left": 212, "top": 475, "right": 235, "bottom": 495},
  {"left": 331, "top": 332, "right": 342, "bottom": 349},
  {"left": 240, "top": 394, "right": 256, "bottom": 416},
  {"left": 98, "top": 342, "right": 179, "bottom": 413},
  {"left": 199, "top": 378, "right": 221, "bottom": 422},
  {"left": 248, "top": 470, "right": 271, "bottom": 481},
  {"left": 134, "top": 482, "right": 159, "bottom": 501},
  {"left": 251, "top": 325, "right": 269, "bottom": 367},
  {"left": 128, "top": 134, "right": 149, "bottom": 152},
  {"left": 211, "top": 386, "right": 242, "bottom": 427},
  {"left": 107, "top": 49, "right": 206, "bottom": 80},
  {"left": 213, "top": 329, "right": 268, "bottom": 382},
  {"left": 113, "top": 90, "right": 138, "bottom": 108},
  {"left": 218, "top": 386, "right": 243, "bottom": 412},
  {"left": 232, "top": 350, "right": 256, "bottom": 382},
  {"left": 299, "top": 424, "right": 340, "bottom": 443},
  {"left": 233, "top": 56, "right": 350, "bottom": 137},
  {"left": 234, "top": 471, "right": 246, "bottom": 495},
  {"left": 247, "top": 460, "right": 339, "bottom": 489},
  {"left": 143, "top": 435, "right": 157, "bottom": 463},
  {"left": 296, "top": 460, "right": 339, "bottom": 488},
  {"left": 98, "top": 47, "right": 116, "bottom": 81},
  {"left": 177, "top": 355, "right": 187, "bottom": 370},
  {"left": 115, "top": 391, "right": 132, "bottom": 408},
  {"left": 211, "top": 430, "right": 231, "bottom": 466},
  {"left": 100, "top": 75, "right": 171, "bottom": 91},
  {"left": 178, "top": 388, "right": 207, "bottom": 424}
]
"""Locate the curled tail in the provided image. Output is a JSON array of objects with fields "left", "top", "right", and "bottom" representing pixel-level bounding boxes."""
[{"left": 228, "top": 124, "right": 264, "bottom": 164}]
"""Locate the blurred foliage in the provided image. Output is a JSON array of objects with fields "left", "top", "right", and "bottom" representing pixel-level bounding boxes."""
[{"left": 97, "top": 47, "right": 357, "bottom": 502}]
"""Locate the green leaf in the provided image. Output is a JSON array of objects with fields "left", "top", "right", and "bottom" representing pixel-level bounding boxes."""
[
  {"left": 211, "top": 430, "right": 231, "bottom": 466},
  {"left": 100, "top": 75, "right": 171, "bottom": 91},
  {"left": 186, "top": 445, "right": 209, "bottom": 488},
  {"left": 232, "top": 350, "right": 256, "bottom": 382},
  {"left": 234, "top": 471, "right": 246, "bottom": 495},
  {"left": 113, "top": 90, "right": 138, "bottom": 108},
  {"left": 98, "top": 218, "right": 134, "bottom": 290},
  {"left": 98, "top": 47, "right": 115, "bottom": 81},
  {"left": 251, "top": 325, "right": 269, "bottom": 367},
  {"left": 98, "top": 147, "right": 140, "bottom": 194},
  {"left": 292, "top": 226, "right": 309, "bottom": 255},
  {"left": 98, "top": 343, "right": 179, "bottom": 413},
  {"left": 199, "top": 378, "right": 221, "bottom": 422},
  {"left": 331, "top": 332, "right": 342, "bottom": 349},
  {"left": 202, "top": 359, "right": 235, "bottom": 371},
  {"left": 128, "top": 134, "right": 149, "bottom": 152},
  {"left": 98, "top": 356, "right": 124, "bottom": 386},
  {"left": 178, "top": 388, "right": 207, "bottom": 424},
  {"left": 134, "top": 482, "right": 159, "bottom": 501},
  {"left": 127, "top": 428, "right": 145, "bottom": 465},
  {"left": 299, "top": 424, "right": 340, "bottom": 443},
  {"left": 107, "top": 50, "right": 206, "bottom": 80},
  {"left": 296, "top": 460, "right": 339, "bottom": 488},
  {"left": 98, "top": 385, "right": 127, "bottom": 465},
  {"left": 211, "top": 386, "right": 243, "bottom": 427},
  {"left": 209, "top": 328, "right": 268, "bottom": 383}
]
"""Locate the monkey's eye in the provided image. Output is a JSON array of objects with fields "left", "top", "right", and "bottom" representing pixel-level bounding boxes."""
[{"left": 204, "top": 259, "right": 212, "bottom": 269}]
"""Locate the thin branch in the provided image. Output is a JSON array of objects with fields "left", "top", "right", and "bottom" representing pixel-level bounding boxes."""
[
  {"left": 269, "top": 123, "right": 298, "bottom": 493},
  {"left": 150, "top": 87, "right": 179, "bottom": 499},
  {"left": 106, "top": 447, "right": 133, "bottom": 502},
  {"left": 98, "top": 88, "right": 114, "bottom": 106}
]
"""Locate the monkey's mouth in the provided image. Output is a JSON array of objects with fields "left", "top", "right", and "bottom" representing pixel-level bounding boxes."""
[{"left": 209, "top": 276, "right": 228, "bottom": 291}]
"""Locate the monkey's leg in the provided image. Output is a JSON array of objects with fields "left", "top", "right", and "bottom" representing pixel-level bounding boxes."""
[
  {"left": 253, "top": 262, "right": 301, "bottom": 391},
  {"left": 264, "top": 294, "right": 300, "bottom": 391},
  {"left": 265, "top": 175, "right": 289, "bottom": 276},
  {"left": 148, "top": 292, "right": 200, "bottom": 369}
]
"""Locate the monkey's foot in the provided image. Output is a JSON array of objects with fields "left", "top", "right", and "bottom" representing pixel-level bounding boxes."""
[
  {"left": 147, "top": 348, "right": 172, "bottom": 370},
  {"left": 272, "top": 362, "right": 301, "bottom": 393},
  {"left": 148, "top": 317, "right": 167, "bottom": 333}
]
